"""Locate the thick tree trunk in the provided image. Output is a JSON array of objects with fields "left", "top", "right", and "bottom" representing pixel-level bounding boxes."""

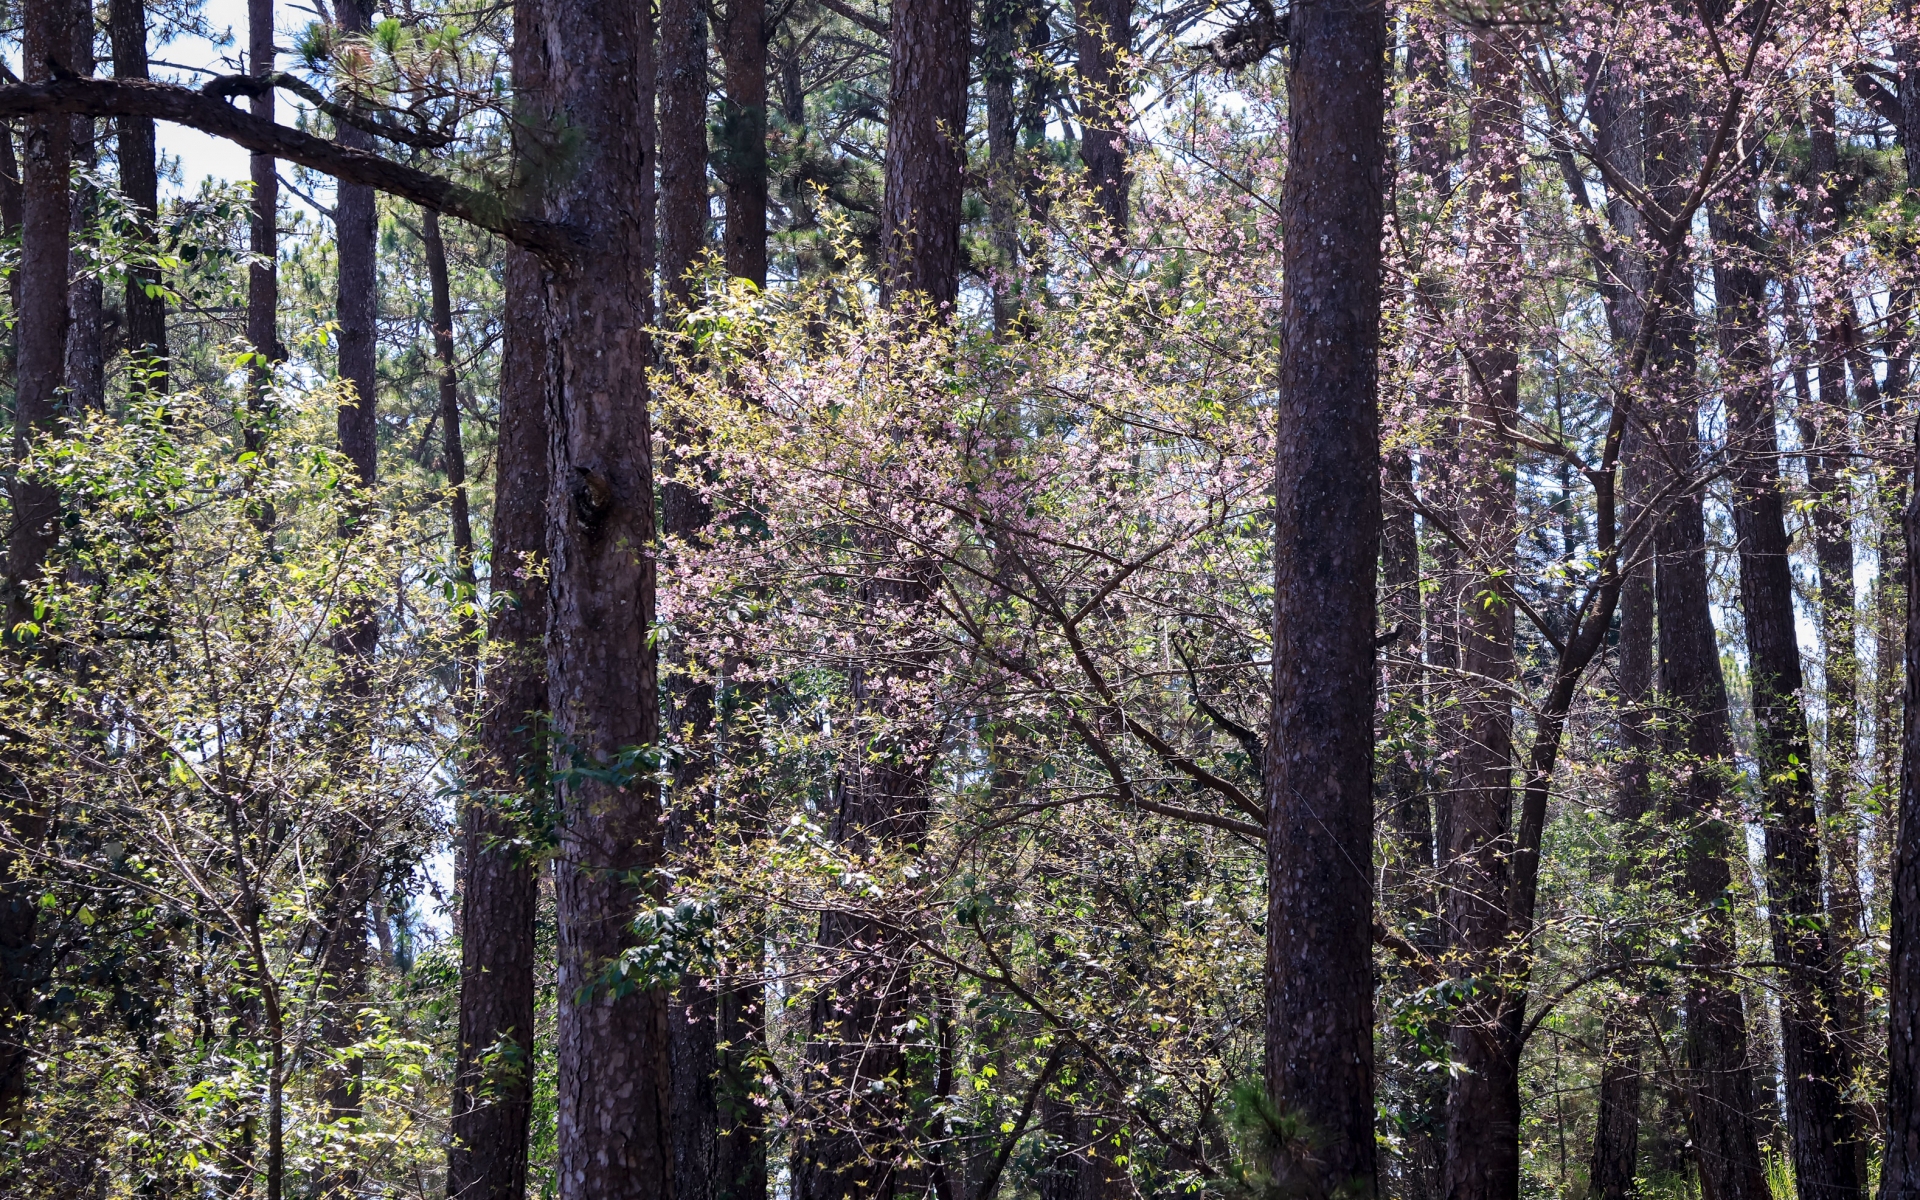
[
  {"left": 446, "top": 248, "right": 546, "bottom": 1200},
  {"left": 64, "top": 13, "right": 104, "bottom": 411},
  {"left": 1711, "top": 166, "right": 1864, "bottom": 1200},
  {"left": 0, "top": 0, "right": 72, "bottom": 1132},
  {"left": 879, "top": 0, "right": 966, "bottom": 308},
  {"left": 524, "top": 0, "right": 670, "bottom": 1188},
  {"left": 110, "top": 0, "right": 167, "bottom": 399},
  {"left": 1261, "top": 0, "right": 1385, "bottom": 1195},
  {"left": 247, "top": 0, "right": 279, "bottom": 445},
  {"left": 1073, "top": 0, "right": 1128, "bottom": 232},
  {"left": 718, "top": 0, "right": 768, "bottom": 287},
  {"left": 1440, "top": 32, "right": 1522, "bottom": 1200}
]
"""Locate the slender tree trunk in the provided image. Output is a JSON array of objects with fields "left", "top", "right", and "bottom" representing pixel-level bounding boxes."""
[
  {"left": 422, "top": 209, "right": 476, "bottom": 675},
  {"left": 446, "top": 247, "right": 546, "bottom": 1200},
  {"left": 1073, "top": 0, "right": 1128, "bottom": 233},
  {"left": 247, "top": 0, "right": 279, "bottom": 447},
  {"left": 1642, "top": 83, "right": 1767, "bottom": 1200},
  {"left": 526, "top": 0, "right": 670, "bottom": 1186},
  {"left": 659, "top": 2, "right": 720, "bottom": 1196},
  {"left": 1440, "top": 31, "right": 1523, "bottom": 1200},
  {"left": 661, "top": 0, "right": 708, "bottom": 308},
  {"left": 1883, "top": 7, "right": 1920, "bottom": 1187},
  {"left": 318, "top": 1, "right": 381, "bottom": 1163},
  {"left": 65, "top": 12, "right": 104, "bottom": 411},
  {"left": 110, "top": 0, "right": 167, "bottom": 400},
  {"left": 0, "top": 0, "right": 72, "bottom": 1133},
  {"left": 718, "top": 0, "right": 768, "bottom": 287},
  {"left": 1262, "top": 0, "right": 1385, "bottom": 1195},
  {"left": 879, "top": 0, "right": 966, "bottom": 308},
  {"left": 1711, "top": 160, "right": 1865, "bottom": 1200}
]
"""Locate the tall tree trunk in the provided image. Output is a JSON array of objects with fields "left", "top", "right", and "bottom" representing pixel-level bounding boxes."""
[
  {"left": 109, "top": 0, "right": 167, "bottom": 400},
  {"left": 1073, "top": 0, "right": 1128, "bottom": 233},
  {"left": 1262, "top": 0, "right": 1385, "bottom": 1195},
  {"left": 1582, "top": 57, "right": 1652, "bottom": 1200},
  {"left": 446, "top": 247, "right": 546, "bottom": 1200},
  {"left": 247, "top": 0, "right": 279, "bottom": 449},
  {"left": 318, "top": 0, "right": 381, "bottom": 1159},
  {"left": 659, "top": 0, "right": 719, "bottom": 1194},
  {"left": 1882, "top": 6, "right": 1920, "bottom": 1187},
  {"left": 1711, "top": 157, "right": 1864, "bottom": 1200},
  {"left": 0, "top": 0, "right": 71, "bottom": 1132},
  {"left": 879, "top": 0, "right": 966, "bottom": 308},
  {"left": 1642, "top": 82, "right": 1767, "bottom": 1200},
  {"left": 65, "top": 11, "right": 104, "bottom": 411},
  {"left": 1441, "top": 30, "right": 1522, "bottom": 1200},
  {"left": 526, "top": 0, "right": 669, "bottom": 1187},
  {"left": 718, "top": 0, "right": 768, "bottom": 287}
]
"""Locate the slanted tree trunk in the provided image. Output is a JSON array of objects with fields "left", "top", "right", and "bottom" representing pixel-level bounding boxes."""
[
  {"left": 878, "top": 0, "right": 966, "bottom": 308},
  {"left": 109, "top": 0, "right": 167, "bottom": 400},
  {"left": 246, "top": 0, "right": 279, "bottom": 447},
  {"left": 1711, "top": 155, "right": 1864, "bottom": 1200},
  {"left": 422, "top": 209, "right": 476, "bottom": 677},
  {"left": 525, "top": 0, "right": 670, "bottom": 1187},
  {"left": 1261, "top": 0, "right": 1385, "bottom": 1195},
  {"left": 64, "top": 11, "right": 104, "bottom": 411},
  {"left": 1073, "top": 0, "right": 1128, "bottom": 233},
  {"left": 446, "top": 247, "right": 546, "bottom": 1200},
  {"left": 717, "top": 0, "right": 768, "bottom": 287},
  {"left": 1440, "top": 31, "right": 1521, "bottom": 1200},
  {"left": 0, "top": 0, "right": 72, "bottom": 1132}
]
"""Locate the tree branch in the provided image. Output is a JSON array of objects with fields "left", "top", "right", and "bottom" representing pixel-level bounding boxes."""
[{"left": 0, "top": 76, "right": 575, "bottom": 260}]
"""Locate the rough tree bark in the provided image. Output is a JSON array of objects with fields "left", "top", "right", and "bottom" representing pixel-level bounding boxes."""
[
  {"left": 658, "top": 3, "right": 722, "bottom": 1197},
  {"left": 110, "top": 0, "right": 168, "bottom": 399},
  {"left": 1261, "top": 0, "right": 1385, "bottom": 1195},
  {"left": 1441, "top": 30, "right": 1521, "bottom": 1200},
  {"left": 0, "top": 0, "right": 72, "bottom": 1132},
  {"left": 1073, "top": 0, "right": 1129, "bottom": 232},
  {"left": 1711, "top": 157, "right": 1863, "bottom": 1200},
  {"left": 247, "top": 0, "right": 279, "bottom": 444},
  {"left": 878, "top": 0, "right": 966, "bottom": 309},
  {"left": 1642, "top": 80, "right": 1768, "bottom": 1200},
  {"left": 525, "top": 0, "right": 670, "bottom": 1188},
  {"left": 64, "top": 12, "right": 104, "bottom": 411},
  {"left": 717, "top": 0, "right": 768, "bottom": 287},
  {"left": 446, "top": 248, "right": 546, "bottom": 1200},
  {"left": 318, "top": 0, "right": 382, "bottom": 1151}
]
